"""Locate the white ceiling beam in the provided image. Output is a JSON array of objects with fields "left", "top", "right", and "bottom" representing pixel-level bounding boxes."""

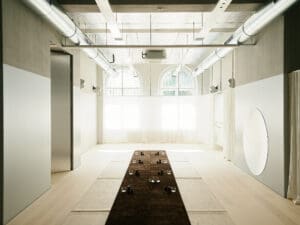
[
  {"left": 197, "top": 0, "right": 233, "bottom": 40},
  {"left": 95, "top": 0, "right": 123, "bottom": 40},
  {"left": 61, "top": 3, "right": 262, "bottom": 13},
  {"left": 84, "top": 27, "right": 237, "bottom": 34}
]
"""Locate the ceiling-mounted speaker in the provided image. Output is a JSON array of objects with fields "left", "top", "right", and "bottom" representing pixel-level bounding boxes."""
[{"left": 142, "top": 50, "right": 166, "bottom": 60}]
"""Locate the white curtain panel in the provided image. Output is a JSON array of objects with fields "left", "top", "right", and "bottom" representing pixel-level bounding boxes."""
[
  {"left": 222, "top": 88, "right": 235, "bottom": 161},
  {"left": 80, "top": 92, "right": 98, "bottom": 154},
  {"left": 102, "top": 96, "right": 211, "bottom": 144},
  {"left": 287, "top": 70, "right": 300, "bottom": 204},
  {"left": 213, "top": 93, "right": 224, "bottom": 148}
]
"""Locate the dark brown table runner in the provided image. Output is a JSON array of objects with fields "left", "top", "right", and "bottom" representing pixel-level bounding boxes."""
[{"left": 105, "top": 150, "right": 191, "bottom": 225}]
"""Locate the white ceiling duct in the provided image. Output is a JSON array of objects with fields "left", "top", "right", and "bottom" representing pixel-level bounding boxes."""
[
  {"left": 193, "top": 0, "right": 298, "bottom": 77},
  {"left": 23, "top": 0, "right": 117, "bottom": 76}
]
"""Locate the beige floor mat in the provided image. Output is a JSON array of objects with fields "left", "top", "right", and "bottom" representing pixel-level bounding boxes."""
[
  {"left": 62, "top": 212, "right": 109, "bottom": 225},
  {"left": 73, "top": 179, "right": 121, "bottom": 211},
  {"left": 98, "top": 161, "right": 128, "bottom": 179},
  {"left": 177, "top": 179, "right": 225, "bottom": 212},
  {"left": 110, "top": 151, "right": 132, "bottom": 162},
  {"left": 172, "top": 162, "right": 201, "bottom": 178},
  {"left": 188, "top": 211, "right": 235, "bottom": 225},
  {"left": 167, "top": 151, "right": 190, "bottom": 162}
]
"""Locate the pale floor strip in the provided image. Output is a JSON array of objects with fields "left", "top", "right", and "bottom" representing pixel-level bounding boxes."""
[
  {"left": 177, "top": 178, "right": 225, "bottom": 212},
  {"left": 6, "top": 144, "right": 300, "bottom": 225},
  {"left": 72, "top": 179, "right": 122, "bottom": 212},
  {"left": 171, "top": 161, "right": 202, "bottom": 178},
  {"left": 175, "top": 177, "right": 203, "bottom": 179},
  {"left": 97, "top": 161, "right": 129, "bottom": 179},
  {"left": 71, "top": 210, "right": 110, "bottom": 212},
  {"left": 188, "top": 211, "right": 235, "bottom": 225},
  {"left": 62, "top": 212, "right": 109, "bottom": 225}
]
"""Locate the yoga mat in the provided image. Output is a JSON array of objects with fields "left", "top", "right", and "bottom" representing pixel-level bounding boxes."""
[
  {"left": 73, "top": 179, "right": 122, "bottom": 211},
  {"left": 171, "top": 162, "right": 201, "bottom": 178},
  {"left": 188, "top": 211, "right": 235, "bottom": 225},
  {"left": 62, "top": 212, "right": 109, "bottom": 225},
  {"left": 98, "top": 162, "right": 129, "bottom": 179},
  {"left": 167, "top": 152, "right": 189, "bottom": 162},
  {"left": 177, "top": 179, "right": 225, "bottom": 211},
  {"left": 105, "top": 150, "right": 191, "bottom": 225}
]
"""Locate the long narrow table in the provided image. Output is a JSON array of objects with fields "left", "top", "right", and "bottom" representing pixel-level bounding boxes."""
[{"left": 105, "top": 150, "right": 191, "bottom": 225}]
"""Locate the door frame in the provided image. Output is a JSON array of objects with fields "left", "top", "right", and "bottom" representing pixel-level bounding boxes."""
[
  {"left": 50, "top": 50, "right": 74, "bottom": 171},
  {"left": 1, "top": 0, "right": 4, "bottom": 223}
]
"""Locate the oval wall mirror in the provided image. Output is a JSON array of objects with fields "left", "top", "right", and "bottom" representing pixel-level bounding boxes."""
[{"left": 243, "top": 108, "right": 269, "bottom": 175}]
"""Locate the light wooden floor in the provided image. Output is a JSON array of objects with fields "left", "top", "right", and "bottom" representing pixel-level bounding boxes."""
[{"left": 6, "top": 144, "right": 300, "bottom": 225}]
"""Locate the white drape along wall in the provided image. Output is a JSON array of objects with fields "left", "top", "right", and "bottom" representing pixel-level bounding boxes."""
[
  {"left": 80, "top": 92, "right": 98, "bottom": 154},
  {"left": 103, "top": 96, "right": 211, "bottom": 143},
  {"left": 213, "top": 93, "right": 224, "bottom": 148},
  {"left": 287, "top": 70, "right": 300, "bottom": 204},
  {"left": 223, "top": 88, "right": 235, "bottom": 160}
]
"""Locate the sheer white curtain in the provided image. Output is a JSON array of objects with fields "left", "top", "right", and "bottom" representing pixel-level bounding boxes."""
[
  {"left": 287, "top": 70, "right": 300, "bottom": 204},
  {"left": 103, "top": 96, "right": 211, "bottom": 144},
  {"left": 223, "top": 88, "right": 235, "bottom": 161}
]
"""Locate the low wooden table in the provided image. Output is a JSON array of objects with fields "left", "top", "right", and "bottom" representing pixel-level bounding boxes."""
[{"left": 105, "top": 150, "right": 191, "bottom": 225}]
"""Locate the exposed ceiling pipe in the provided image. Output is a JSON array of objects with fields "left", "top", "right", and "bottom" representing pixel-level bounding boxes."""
[
  {"left": 193, "top": 0, "right": 298, "bottom": 77},
  {"left": 23, "top": 0, "right": 117, "bottom": 76}
]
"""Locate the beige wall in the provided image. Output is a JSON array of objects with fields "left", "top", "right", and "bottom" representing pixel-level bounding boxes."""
[
  {"left": 235, "top": 17, "right": 284, "bottom": 86},
  {"left": 3, "top": 0, "right": 59, "bottom": 223},
  {"left": 3, "top": 0, "right": 61, "bottom": 78},
  {"left": 2, "top": 0, "right": 101, "bottom": 223},
  {"left": 79, "top": 51, "right": 98, "bottom": 93},
  {"left": 201, "top": 16, "right": 284, "bottom": 93},
  {"left": 198, "top": 16, "right": 286, "bottom": 196},
  {"left": 78, "top": 51, "right": 99, "bottom": 153}
]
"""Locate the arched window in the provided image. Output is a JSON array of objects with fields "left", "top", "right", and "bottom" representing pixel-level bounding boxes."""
[
  {"left": 160, "top": 65, "right": 196, "bottom": 96},
  {"left": 104, "top": 67, "right": 142, "bottom": 96}
]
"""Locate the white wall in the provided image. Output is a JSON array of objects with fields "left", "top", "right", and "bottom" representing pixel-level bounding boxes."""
[{"left": 234, "top": 74, "right": 285, "bottom": 196}]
